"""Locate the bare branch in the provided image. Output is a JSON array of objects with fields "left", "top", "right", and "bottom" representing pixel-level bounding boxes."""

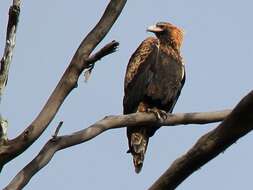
[
  {"left": 4, "top": 109, "right": 230, "bottom": 189},
  {"left": 84, "top": 40, "right": 119, "bottom": 81},
  {"left": 0, "top": 0, "right": 21, "bottom": 164},
  {"left": 0, "top": 1, "right": 20, "bottom": 98},
  {"left": 0, "top": 0, "right": 127, "bottom": 170},
  {"left": 148, "top": 91, "right": 253, "bottom": 190},
  {"left": 86, "top": 40, "right": 119, "bottom": 64},
  {"left": 3, "top": 140, "right": 58, "bottom": 190},
  {"left": 52, "top": 121, "right": 63, "bottom": 139}
]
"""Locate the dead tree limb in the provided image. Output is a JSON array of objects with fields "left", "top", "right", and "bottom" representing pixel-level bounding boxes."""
[
  {"left": 4, "top": 109, "right": 230, "bottom": 190},
  {"left": 84, "top": 40, "right": 119, "bottom": 81},
  {"left": 0, "top": 0, "right": 126, "bottom": 171},
  {"left": 0, "top": 0, "right": 21, "bottom": 146},
  {"left": 148, "top": 90, "right": 253, "bottom": 190},
  {"left": 0, "top": 0, "right": 20, "bottom": 97}
]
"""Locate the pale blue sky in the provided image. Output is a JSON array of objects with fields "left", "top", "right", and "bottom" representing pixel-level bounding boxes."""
[{"left": 1, "top": 0, "right": 253, "bottom": 189}]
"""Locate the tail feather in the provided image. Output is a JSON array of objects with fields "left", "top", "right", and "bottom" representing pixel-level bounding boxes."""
[{"left": 130, "top": 132, "right": 149, "bottom": 173}]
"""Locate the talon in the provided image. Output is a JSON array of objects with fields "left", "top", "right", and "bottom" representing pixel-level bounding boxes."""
[
  {"left": 147, "top": 108, "right": 167, "bottom": 121},
  {"left": 147, "top": 108, "right": 161, "bottom": 120},
  {"left": 159, "top": 110, "right": 168, "bottom": 120}
]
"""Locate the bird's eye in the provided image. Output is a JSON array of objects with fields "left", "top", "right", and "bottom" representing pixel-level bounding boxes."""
[{"left": 156, "top": 24, "right": 165, "bottom": 30}]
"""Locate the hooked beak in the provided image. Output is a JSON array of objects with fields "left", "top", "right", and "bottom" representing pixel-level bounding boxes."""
[{"left": 147, "top": 25, "right": 163, "bottom": 33}]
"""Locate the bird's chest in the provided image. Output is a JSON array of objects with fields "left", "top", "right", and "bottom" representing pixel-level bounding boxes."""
[
  {"left": 151, "top": 50, "right": 183, "bottom": 85},
  {"left": 145, "top": 49, "right": 184, "bottom": 102}
]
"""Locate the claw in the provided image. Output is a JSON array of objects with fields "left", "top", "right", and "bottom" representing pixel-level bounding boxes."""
[{"left": 147, "top": 108, "right": 168, "bottom": 121}]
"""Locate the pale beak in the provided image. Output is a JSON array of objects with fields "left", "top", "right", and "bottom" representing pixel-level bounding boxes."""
[{"left": 147, "top": 25, "right": 163, "bottom": 33}]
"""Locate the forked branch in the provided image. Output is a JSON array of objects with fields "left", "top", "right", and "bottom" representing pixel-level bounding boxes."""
[
  {"left": 0, "top": 0, "right": 126, "bottom": 171},
  {"left": 4, "top": 109, "right": 230, "bottom": 189}
]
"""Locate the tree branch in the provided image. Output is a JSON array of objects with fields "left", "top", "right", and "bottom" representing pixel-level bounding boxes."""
[
  {"left": 0, "top": 0, "right": 20, "bottom": 97},
  {"left": 0, "top": 0, "right": 126, "bottom": 171},
  {"left": 148, "top": 90, "right": 253, "bottom": 190},
  {"left": 0, "top": 0, "right": 21, "bottom": 146},
  {"left": 86, "top": 40, "right": 119, "bottom": 64},
  {"left": 4, "top": 109, "right": 230, "bottom": 189},
  {"left": 84, "top": 40, "right": 119, "bottom": 82},
  {"left": 52, "top": 121, "right": 63, "bottom": 139}
]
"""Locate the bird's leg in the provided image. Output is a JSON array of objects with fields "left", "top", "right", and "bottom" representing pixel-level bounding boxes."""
[
  {"left": 137, "top": 102, "right": 167, "bottom": 121},
  {"left": 137, "top": 102, "right": 148, "bottom": 112},
  {"left": 147, "top": 107, "right": 168, "bottom": 121}
]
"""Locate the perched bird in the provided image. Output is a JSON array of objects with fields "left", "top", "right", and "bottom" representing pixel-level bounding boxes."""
[{"left": 123, "top": 22, "right": 185, "bottom": 173}]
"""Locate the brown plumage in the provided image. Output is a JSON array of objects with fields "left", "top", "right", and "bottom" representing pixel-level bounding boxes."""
[{"left": 123, "top": 22, "right": 185, "bottom": 173}]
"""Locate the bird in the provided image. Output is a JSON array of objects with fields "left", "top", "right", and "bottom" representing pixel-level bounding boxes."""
[{"left": 123, "top": 22, "right": 185, "bottom": 173}]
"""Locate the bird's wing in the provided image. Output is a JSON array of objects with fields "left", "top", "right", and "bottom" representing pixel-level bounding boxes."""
[
  {"left": 168, "top": 67, "right": 185, "bottom": 112},
  {"left": 124, "top": 37, "right": 158, "bottom": 89},
  {"left": 123, "top": 37, "right": 159, "bottom": 114}
]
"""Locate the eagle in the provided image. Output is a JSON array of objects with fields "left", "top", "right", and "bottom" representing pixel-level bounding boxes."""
[{"left": 123, "top": 22, "right": 185, "bottom": 173}]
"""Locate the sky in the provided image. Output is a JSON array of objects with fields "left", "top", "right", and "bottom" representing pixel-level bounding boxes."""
[{"left": 1, "top": 0, "right": 253, "bottom": 189}]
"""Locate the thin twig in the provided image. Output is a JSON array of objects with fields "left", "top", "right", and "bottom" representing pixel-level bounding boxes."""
[{"left": 52, "top": 121, "right": 63, "bottom": 139}]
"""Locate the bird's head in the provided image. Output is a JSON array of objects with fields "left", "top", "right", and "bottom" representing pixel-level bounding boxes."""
[{"left": 147, "top": 22, "right": 184, "bottom": 50}]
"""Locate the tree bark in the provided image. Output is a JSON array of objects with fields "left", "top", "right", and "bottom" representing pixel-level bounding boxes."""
[
  {"left": 0, "top": 0, "right": 20, "bottom": 97},
  {"left": 4, "top": 109, "right": 229, "bottom": 189},
  {"left": 0, "top": 0, "right": 21, "bottom": 148},
  {"left": 148, "top": 90, "right": 253, "bottom": 190}
]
